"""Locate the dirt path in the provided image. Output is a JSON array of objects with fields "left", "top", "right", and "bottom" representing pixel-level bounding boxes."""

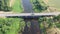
[
  {"left": 10, "top": 0, "right": 15, "bottom": 7},
  {"left": 43, "top": 0, "right": 48, "bottom": 4},
  {"left": 45, "top": 0, "right": 48, "bottom": 3},
  {"left": 46, "top": 27, "right": 60, "bottom": 34},
  {"left": 55, "top": 28, "right": 60, "bottom": 34}
]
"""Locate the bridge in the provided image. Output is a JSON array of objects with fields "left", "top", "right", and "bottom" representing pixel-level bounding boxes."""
[
  {"left": 0, "top": 12, "right": 60, "bottom": 17},
  {"left": 0, "top": 12, "right": 60, "bottom": 19},
  {"left": 0, "top": 0, "right": 60, "bottom": 34}
]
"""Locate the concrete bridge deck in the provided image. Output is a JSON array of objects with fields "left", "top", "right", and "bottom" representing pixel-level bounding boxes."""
[{"left": 0, "top": 12, "right": 60, "bottom": 17}]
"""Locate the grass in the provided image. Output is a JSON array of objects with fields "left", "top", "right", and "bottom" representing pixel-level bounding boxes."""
[
  {"left": 31, "top": 0, "right": 60, "bottom": 12},
  {"left": 7, "top": 0, "right": 10, "bottom": 6},
  {"left": 0, "top": 0, "right": 23, "bottom": 12},
  {"left": 55, "top": 23, "right": 60, "bottom": 28},
  {"left": 12, "top": 0, "right": 23, "bottom": 13},
  {"left": 47, "top": 0, "right": 60, "bottom": 10}
]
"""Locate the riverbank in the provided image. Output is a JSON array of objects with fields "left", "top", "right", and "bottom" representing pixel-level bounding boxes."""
[
  {"left": 12, "top": 0, "right": 23, "bottom": 13},
  {"left": 30, "top": 0, "right": 60, "bottom": 13}
]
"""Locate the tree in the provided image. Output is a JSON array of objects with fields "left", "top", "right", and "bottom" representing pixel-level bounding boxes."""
[
  {"left": 0, "top": 0, "right": 4, "bottom": 10},
  {"left": 33, "top": 0, "right": 48, "bottom": 12},
  {"left": 0, "top": 0, "right": 12, "bottom": 11}
]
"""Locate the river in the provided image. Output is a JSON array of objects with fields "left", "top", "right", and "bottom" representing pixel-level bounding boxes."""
[
  {"left": 22, "top": 0, "right": 34, "bottom": 13},
  {"left": 22, "top": 19, "right": 40, "bottom": 34},
  {"left": 21, "top": 0, "right": 40, "bottom": 34}
]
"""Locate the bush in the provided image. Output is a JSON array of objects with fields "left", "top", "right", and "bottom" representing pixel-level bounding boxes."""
[
  {"left": 4, "top": 6, "right": 12, "bottom": 11},
  {"left": 32, "top": 0, "right": 48, "bottom": 12},
  {"left": 0, "top": 18, "right": 25, "bottom": 34}
]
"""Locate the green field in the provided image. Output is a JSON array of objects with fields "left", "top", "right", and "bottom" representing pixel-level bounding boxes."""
[
  {"left": 48, "top": 0, "right": 60, "bottom": 10},
  {"left": 12, "top": 0, "right": 23, "bottom": 13}
]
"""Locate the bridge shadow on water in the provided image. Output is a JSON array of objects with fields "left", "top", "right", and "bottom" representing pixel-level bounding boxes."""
[{"left": 22, "top": 18, "right": 41, "bottom": 34}]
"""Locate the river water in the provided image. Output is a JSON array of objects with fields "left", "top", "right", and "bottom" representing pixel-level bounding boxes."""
[
  {"left": 21, "top": 0, "right": 40, "bottom": 34},
  {"left": 22, "top": 0, "right": 34, "bottom": 13},
  {"left": 22, "top": 19, "right": 40, "bottom": 34}
]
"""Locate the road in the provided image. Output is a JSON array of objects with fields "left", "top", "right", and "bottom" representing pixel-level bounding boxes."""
[{"left": 0, "top": 12, "right": 60, "bottom": 17}]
